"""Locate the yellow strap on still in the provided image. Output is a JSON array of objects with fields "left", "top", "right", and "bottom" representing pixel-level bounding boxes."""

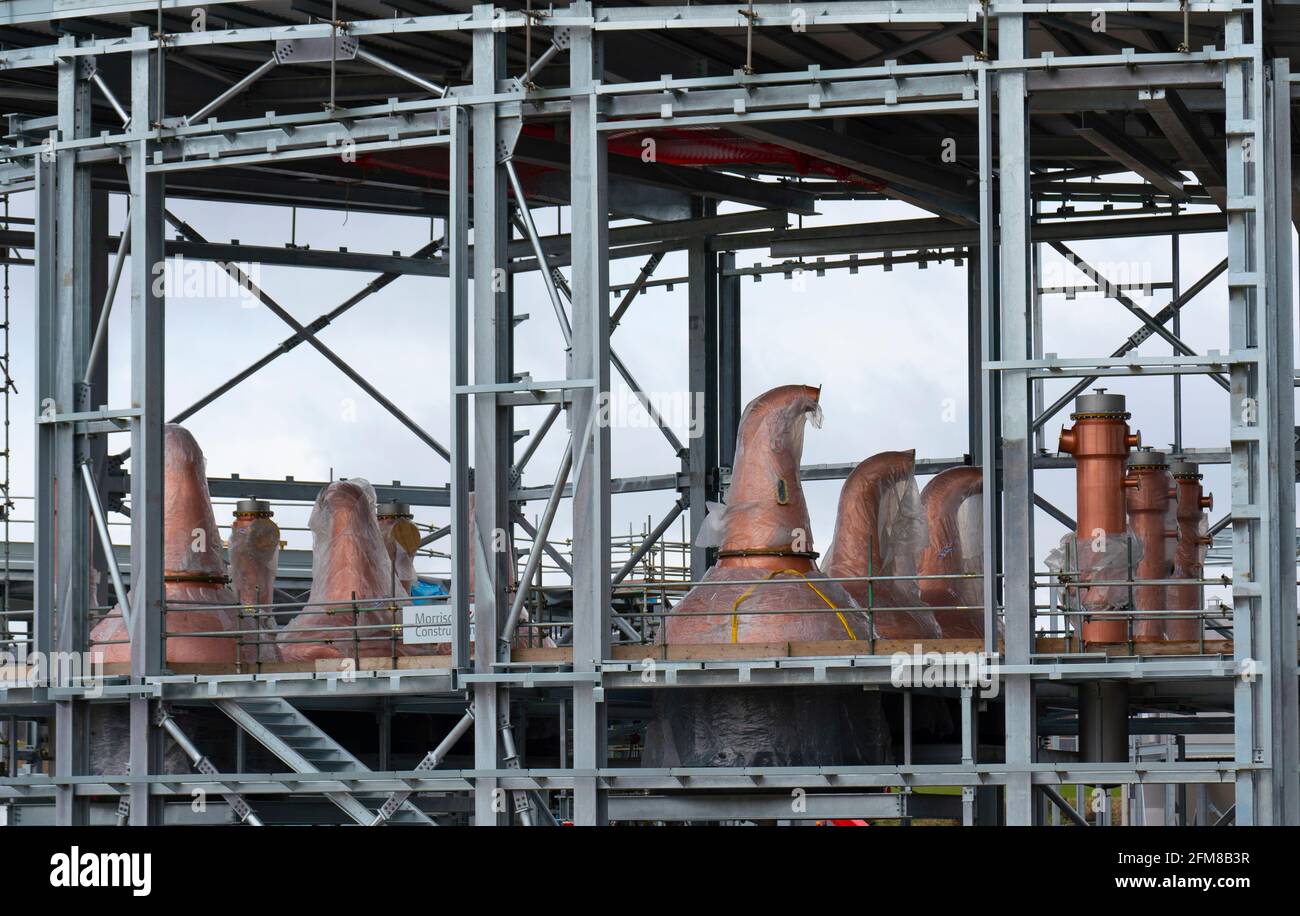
[{"left": 729, "top": 568, "right": 857, "bottom": 643}]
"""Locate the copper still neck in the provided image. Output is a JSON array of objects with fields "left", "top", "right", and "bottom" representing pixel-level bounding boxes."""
[
  {"left": 918, "top": 465, "right": 984, "bottom": 637},
  {"left": 717, "top": 384, "right": 822, "bottom": 574},
  {"left": 825, "top": 449, "right": 916, "bottom": 592}
]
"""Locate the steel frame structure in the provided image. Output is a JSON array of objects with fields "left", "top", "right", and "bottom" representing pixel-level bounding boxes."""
[{"left": 0, "top": 1, "right": 1297, "bottom": 826}]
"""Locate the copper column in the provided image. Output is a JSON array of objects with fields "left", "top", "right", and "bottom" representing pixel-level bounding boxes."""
[
  {"left": 1057, "top": 390, "right": 1139, "bottom": 643},
  {"left": 377, "top": 500, "right": 420, "bottom": 594},
  {"left": 229, "top": 499, "right": 280, "bottom": 610},
  {"left": 1124, "top": 448, "right": 1176, "bottom": 642},
  {"left": 1166, "top": 460, "right": 1213, "bottom": 641}
]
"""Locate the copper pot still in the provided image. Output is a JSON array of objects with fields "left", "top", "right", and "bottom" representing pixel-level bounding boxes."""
[
  {"left": 644, "top": 385, "right": 888, "bottom": 768},
  {"left": 823, "top": 450, "right": 940, "bottom": 639},
  {"left": 90, "top": 424, "right": 243, "bottom": 665},
  {"left": 1057, "top": 390, "right": 1140, "bottom": 643},
  {"left": 664, "top": 384, "right": 867, "bottom": 645},
  {"left": 1166, "top": 460, "right": 1212, "bottom": 641},
  {"left": 1124, "top": 448, "right": 1177, "bottom": 642},
  {"left": 917, "top": 465, "right": 985, "bottom": 638},
  {"left": 278, "top": 479, "right": 418, "bottom": 661}
]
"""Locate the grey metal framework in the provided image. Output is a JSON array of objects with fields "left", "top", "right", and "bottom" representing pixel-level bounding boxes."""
[{"left": 0, "top": 0, "right": 1297, "bottom": 826}]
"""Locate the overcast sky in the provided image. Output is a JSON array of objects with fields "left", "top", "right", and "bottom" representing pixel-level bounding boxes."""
[{"left": 4, "top": 182, "right": 1295, "bottom": 594}]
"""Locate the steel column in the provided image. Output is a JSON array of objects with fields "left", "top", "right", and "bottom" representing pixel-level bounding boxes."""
[
  {"left": 1223, "top": 19, "right": 1299, "bottom": 823},
  {"left": 718, "top": 251, "right": 742, "bottom": 470},
  {"left": 994, "top": 13, "right": 1036, "bottom": 826},
  {"left": 470, "top": 3, "right": 511, "bottom": 827},
  {"left": 127, "top": 26, "right": 166, "bottom": 826},
  {"left": 448, "top": 105, "right": 471, "bottom": 672},
  {"left": 687, "top": 215, "right": 719, "bottom": 578},
  {"left": 568, "top": 0, "right": 611, "bottom": 825},
  {"left": 53, "top": 45, "right": 96, "bottom": 828}
]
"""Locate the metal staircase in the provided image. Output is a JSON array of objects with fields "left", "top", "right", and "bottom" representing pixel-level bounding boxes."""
[{"left": 215, "top": 697, "right": 435, "bottom": 826}]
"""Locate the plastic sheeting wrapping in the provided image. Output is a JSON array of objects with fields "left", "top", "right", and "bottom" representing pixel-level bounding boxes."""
[
  {"left": 823, "top": 450, "right": 940, "bottom": 639},
  {"left": 90, "top": 701, "right": 202, "bottom": 774},
  {"left": 918, "top": 466, "right": 985, "bottom": 638},
  {"left": 229, "top": 511, "right": 282, "bottom": 661},
  {"left": 90, "top": 424, "right": 244, "bottom": 665},
  {"left": 641, "top": 686, "right": 892, "bottom": 767},
  {"left": 648, "top": 385, "right": 888, "bottom": 769},
  {"left": 1045, "top": 529, "right": 1143, "bottom": 638},
  {"left": 278, "top": 479, "right": 417, "bottom": 661},
  {"left": 378, "top": 514, "right": 420, "bottom": 594},
  {"left": 229, "top": 514, "right": 280, "bottom": 609}
]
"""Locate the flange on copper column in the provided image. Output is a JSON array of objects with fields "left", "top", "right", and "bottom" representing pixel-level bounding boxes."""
[
  {"left": 1124, "top": 448, "right": 1176, "bottom": 643},
  {"left": 1058, "top": 389, "right": 1140, "bottom": 644},
  {"left": 377, "top": 500, "right": 420, "bottom": 594},
  {"left": 1167, "top": 460, "right": 1214, "bottom": 642}
]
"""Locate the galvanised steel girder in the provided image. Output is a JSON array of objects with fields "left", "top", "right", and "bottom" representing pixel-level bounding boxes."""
[
  {"left": 126, "top": 25, "right": 167, "bottom": 827},
  {"left": 5, "top": 1, "right": 1296, "bottom": 827},
  {"left": 0, "top": 761, "right": 1259, "bottom": 799},
  {"left": 1222, "top": 15, "right": 1300, "bottom": 825},
  {"left": 567, "top": 0, "right": 611, "bottom": 826}
]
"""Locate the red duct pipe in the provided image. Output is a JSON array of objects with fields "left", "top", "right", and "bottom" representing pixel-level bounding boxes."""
[
  {"left": 604, "top": 128, "right": 885, "bottom": 187},
  {"left": 91, "top": 425, "right": 243, "bottom": 665},
  {"left": 823, "top": 451, "right": 940, "bottom": 640},
  {"left": 664, "top": 384, "right": 868, "bottom": 645},
  {"left": 918, "top": 466, "right": 985, "bottom": 638},
  {"left": 357, "top": 125, "right": 887, "bottom": 190}
]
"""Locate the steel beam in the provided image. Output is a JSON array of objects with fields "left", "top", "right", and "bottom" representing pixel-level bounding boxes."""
[
  {"left": 1074, "top": 112, "right": 1189, "bottom": 199},
  {"left": 729, "top": 120, "right": 978, "bottom": 223},
  {"left": 1031, "top": 257, "right": 1229, "bottom": 431},
  {"left": 1140, "top": 87, "right": 1228, "bottom": 207}
]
